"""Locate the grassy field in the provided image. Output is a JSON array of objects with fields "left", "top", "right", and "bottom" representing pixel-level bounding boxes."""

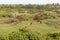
[
  {"left": 0, "top": 21, "right": 59, "bottom": 40},
  {"left": 0, "top": 4, "right": 60, "bottom": 40}
]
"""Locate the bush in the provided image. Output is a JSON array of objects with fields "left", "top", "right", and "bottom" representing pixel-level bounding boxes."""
[
  {"left": 0, "top": 13, "right": 13, "bottom": 18},
  {"left": 46, "top": 33, "right": 60, "bottom": 40},
  {"left": 8, "top": 26, "right": 41, "bottom": 40},
  {"left": 16, "top": 15, "right": 30, "bottom": 22},
  {"left": 0, "top": 35, "right": 8, "bottom": 40}
]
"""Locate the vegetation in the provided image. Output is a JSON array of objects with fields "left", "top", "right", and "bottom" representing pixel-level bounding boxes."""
[{"left": 0, "top": 3, "right": 60, "bottom": 40}]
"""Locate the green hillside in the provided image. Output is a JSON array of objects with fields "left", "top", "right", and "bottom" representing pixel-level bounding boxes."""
[{"left": 0, "top": 4, "right": 60, "bottom": 40}]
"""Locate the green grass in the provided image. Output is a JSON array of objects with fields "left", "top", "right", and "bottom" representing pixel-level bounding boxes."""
[
  {"left": 0, "top": 19, "right": 60, "bottom": 40},
  {"left": 0, "top": 20, "right": 59, "bottom": 34}
]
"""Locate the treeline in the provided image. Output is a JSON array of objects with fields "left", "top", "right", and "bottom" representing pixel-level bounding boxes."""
[{"left": 0, "top": 3, "right": 60, "bottom": 13}]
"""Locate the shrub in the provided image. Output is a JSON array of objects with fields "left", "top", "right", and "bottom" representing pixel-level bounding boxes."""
[
  {"left": 46, "top": 33, "right": 60, "bottom": 40},
  {"left": 0, "top": 13, "right": 13, "bottom": 18},
  {"left": 0, "top": 35, "right": 8, "bottom": 40},
  {"left": 16, "top": 15, "right": 30, "bottom": 22},
  {"left": 8, "top": 26, "right": 41, "bottom": 40}
]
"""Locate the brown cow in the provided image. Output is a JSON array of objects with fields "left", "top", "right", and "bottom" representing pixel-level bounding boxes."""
[{"left": 35, "top": 13, "right": 42, "bottom": 23}]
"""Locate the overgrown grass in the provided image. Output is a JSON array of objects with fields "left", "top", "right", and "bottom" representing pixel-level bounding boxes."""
[
  {"left": 0, "top": 17, "right": 60, "bottom": 40},
  {"left": 0, "top": 20, "right": 60, "bottom": 40}
]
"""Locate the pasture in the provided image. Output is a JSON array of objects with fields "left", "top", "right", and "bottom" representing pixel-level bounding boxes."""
[
  {"left": 0, "top": 4, "right": 60, "bottom": 40},
  {"left": 0, "top": 18, "right": 60, "bottom": 40}
]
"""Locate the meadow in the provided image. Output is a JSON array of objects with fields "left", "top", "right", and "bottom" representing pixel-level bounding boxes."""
[{"left": 0, "top": 4, "right": 60, "bottom": 40}]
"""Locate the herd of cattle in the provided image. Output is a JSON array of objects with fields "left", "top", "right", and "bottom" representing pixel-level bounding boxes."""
[
  {"left": 0, "top": 13, "right": 60, "bottom": 29},
  {"left": 0, "top": 13, "right": 43, "bottom": 24}
]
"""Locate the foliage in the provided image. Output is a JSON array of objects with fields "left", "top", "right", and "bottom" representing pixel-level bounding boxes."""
[
  {"left": 0, "top": 4, "right": 60, "bottom": 40},
  {"left": 16, "top": 15, "right": 32, "bottom": 22},
  {"left": 46, "top": 33, "right": 60, "bottom": 40}
]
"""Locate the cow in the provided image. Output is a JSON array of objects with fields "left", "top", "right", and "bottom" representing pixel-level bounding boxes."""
[{"left": 34, "top": 13, "right": 42, "bottom": 23}]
